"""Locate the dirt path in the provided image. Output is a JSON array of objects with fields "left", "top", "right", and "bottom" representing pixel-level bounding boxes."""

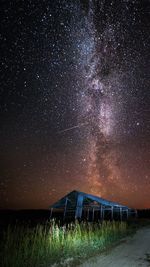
[{"left": 78, "top": 227, "right": 150, "bottom": 267}]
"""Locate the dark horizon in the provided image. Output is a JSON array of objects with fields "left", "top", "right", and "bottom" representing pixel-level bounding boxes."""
[{"left": 0, "top": 0, "right": 150, "bottom": 210}]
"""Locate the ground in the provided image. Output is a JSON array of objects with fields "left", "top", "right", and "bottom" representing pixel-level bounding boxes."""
[{"left": 78, "top": 227, "right": 150, "bottom": 267}]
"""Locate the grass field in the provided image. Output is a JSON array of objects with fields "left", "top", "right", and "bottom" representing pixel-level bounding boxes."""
[{"left": 1, "top": 220, "right": 130, "bottom": 267}]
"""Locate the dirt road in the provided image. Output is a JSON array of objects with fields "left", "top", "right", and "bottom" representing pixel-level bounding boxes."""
[{"left": 78, "top": 227, "right": 150, "bottom": 267}]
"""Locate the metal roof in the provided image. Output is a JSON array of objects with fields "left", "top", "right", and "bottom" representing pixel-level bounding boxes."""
[{"left": 50, "top": 190, "right": 129, "bottom": 209}]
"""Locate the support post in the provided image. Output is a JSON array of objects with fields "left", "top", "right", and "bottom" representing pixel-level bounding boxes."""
[
  {"left": 100, "top": 205, "right": 103, "bottom": 220},
  {"left": 120, "top": 207, "right": 122, "bottom": 221},
  {"left": 75, "top": 194, "right": 84, "bottom": 219},
  {"left": 63, "top": 197, "right": 68, "bottom": 220},
  {"left": 126, "top": 209, "right": 129, "bottom": 220},
  {"left": 103, "top": 208, "right": 105, "bottom": 220},
  {"left": 111, "top": 206, "right": 114, "bottom": 220},
  {"left": 50, "top": 207, "right": 53, "bottom": 219},
  {"left": 87, "top": 208, "right": 89, "bottom": 220},
  {"left": 92, "top": 208, "right": 95, "bottom": 221}
]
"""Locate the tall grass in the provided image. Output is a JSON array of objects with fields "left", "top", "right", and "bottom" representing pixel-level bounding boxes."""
[{"left": 1, "top": 220, "right": 128, "bottom": 267}]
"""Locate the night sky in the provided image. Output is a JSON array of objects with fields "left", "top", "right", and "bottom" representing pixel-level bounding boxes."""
[{"left": 0, "top": 0, "right": 150, "bottom": 209}]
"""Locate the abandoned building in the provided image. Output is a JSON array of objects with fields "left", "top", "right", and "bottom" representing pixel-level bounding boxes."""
[{"left": 49, "top": 190, "right": 137, "bottom": 221}]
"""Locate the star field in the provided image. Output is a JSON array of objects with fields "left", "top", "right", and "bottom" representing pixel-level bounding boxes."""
[{"left": 0, "top": 0, "right": 150, "bottom": 209}]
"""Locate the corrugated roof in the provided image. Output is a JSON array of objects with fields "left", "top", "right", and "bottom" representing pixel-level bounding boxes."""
[{"left": 50, "top": 190, "right": 129, "bottom": 209}]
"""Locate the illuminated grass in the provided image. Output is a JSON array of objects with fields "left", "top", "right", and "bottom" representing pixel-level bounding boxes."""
[{"left": 1, "top": 220, "right": 128, "bottom": 267}]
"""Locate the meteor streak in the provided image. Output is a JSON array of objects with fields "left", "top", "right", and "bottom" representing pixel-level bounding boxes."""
[{"left": 59, "top": 122, "right": 87, "bottom": 133}]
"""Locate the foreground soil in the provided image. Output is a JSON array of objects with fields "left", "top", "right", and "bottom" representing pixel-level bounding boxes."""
[{"left": 78, "top": 226, "right": 150, "bottom": 267}]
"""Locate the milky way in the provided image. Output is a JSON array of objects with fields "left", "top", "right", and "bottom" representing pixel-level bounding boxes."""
[
  {"left": 0, "top": 0, "right": 149, "bottom": 209},
  {"left": 69, "top": 0, "right": 141, "bottom": 198}
]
